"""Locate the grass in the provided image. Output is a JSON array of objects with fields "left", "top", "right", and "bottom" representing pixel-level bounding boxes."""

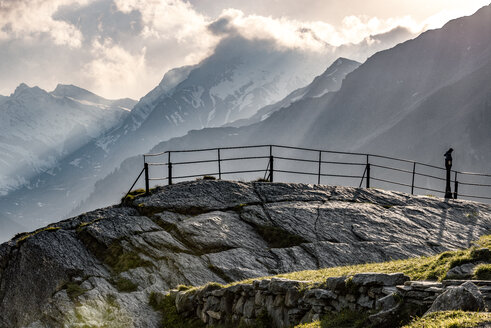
[
  {"left": 15, "top": 226, "right": 61, "bottom": 245},
  {"left": 66, "top": 282, "right": 89, "bottom": 300},
  {"left": 113, "top": 277, "right": 138, "bottom": 293},
  {"left": 473, "top": 264, "right": 491, "bottom": 280},
  {"left": 293, "top": 311, "right": 491, "bottom": 328},
  {"left": 221, "top": 235, "right": 491, "bottom": 287},
  {"left": 402, "top": 311, "right": 491, "bottom": 328},
  {"left": 105, "top": 248, "right": 153, "bottom": 274},
  {"left": 149, "top": 292, "right": 205, "bottom": 328}
]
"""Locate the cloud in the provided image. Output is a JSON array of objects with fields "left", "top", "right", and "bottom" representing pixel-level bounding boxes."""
[
  {"left": 1, "top": 0, "right": 486, "bottom": 99},
  {"left": 0, "top": 0, "right": 89, "bottom": 47},
  {"left": 82, "top": 38, "right": 147, "bottom": 98}
]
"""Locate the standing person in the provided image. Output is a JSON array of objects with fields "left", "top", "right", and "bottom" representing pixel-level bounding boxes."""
[{"left": 444, "top": 148, "right": 453, "bottom": 199}]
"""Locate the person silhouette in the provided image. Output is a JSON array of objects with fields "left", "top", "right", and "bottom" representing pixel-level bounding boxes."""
[{"left": 444, "top": 148, "right": 453, "bottom": 199}]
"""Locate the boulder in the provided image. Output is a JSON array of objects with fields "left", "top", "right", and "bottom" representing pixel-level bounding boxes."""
[{"left": 426, "top": 281, "right": 487, "bottom": 314}]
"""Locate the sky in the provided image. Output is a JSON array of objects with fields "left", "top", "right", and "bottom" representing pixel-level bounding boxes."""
[{"left": 0, "top": 0, "right": 489, "bottom": 100}]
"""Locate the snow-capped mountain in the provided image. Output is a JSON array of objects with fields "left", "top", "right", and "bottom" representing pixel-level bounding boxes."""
[
  {"left": 0, "top": 83, "right": 134, "bottom": 195},
  {"left": 226, "top": 57, "right": 360, "bottom": 127}
]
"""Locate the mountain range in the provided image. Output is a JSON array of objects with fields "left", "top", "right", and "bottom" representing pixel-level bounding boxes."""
[
  {"left": 1, "top": 5, "right": 490, "bottom": 242},
  {"left": 0, "top": 84, "right": 134, "bottom": 195},
  {"left": 76, "top": 4, "right": 491, "bottom": 217}
]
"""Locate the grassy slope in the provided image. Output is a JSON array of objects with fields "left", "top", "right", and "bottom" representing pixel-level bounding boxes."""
[{"left": 295, "top": 311, "right": 491, "bottom": 328}]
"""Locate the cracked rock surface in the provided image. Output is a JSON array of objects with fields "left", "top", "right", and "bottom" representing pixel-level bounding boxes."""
[{"left": 0, "top": 180, "right": 489, "bottom": 327}]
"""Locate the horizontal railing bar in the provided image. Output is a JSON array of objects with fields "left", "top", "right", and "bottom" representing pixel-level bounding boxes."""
[
  {"left": 172, "top": 159, "right": 219, "bottom": 165},
  {"left": 458, "top": 194, "right": 491, "bottom": 200},
  {"left": 274, "top": 156, "right": 320, "bottom": 164},
  {"left": 172, "top": 169, "right": 267, "bottom": 180},
  {"left": 276, "top": 169, "right": 362, "bottom": 179},
  {"left": 220, "top": 156, "right": 270, "bottom": 162},
  {"left": 414, "top": 172, "right": 446, "bottom": 181},
  {"left": 371, "top": 164, "right": 413, "bottom": 174},
  {"left": 273, "top": 145, "right": 367, "bottom": 157},
  {"left": 275, "top": 169, "right": 318, "bottom": 176},
  {"left": 371, "top": 177, "right": 412, "bottom": 188},
  {"left": 173, "top": 172, "right": 220, "bottom": 179},
  {"left": 221, "top": 169, "right": 270, "bottom": 175},
  {"left": 458, "top": 171, "right": 491, "bottom": 177},
  {"left": 413, "top": 185, "right": 444, "bottom": 194},
  {"left": 321, "top": 161, "right": 366, "bottom": 166},
  {"left": 147, "top": 163, "right": 167, "bottom": 166},
  {"left": 457, "top": 182, "right": 491, "bottom": 187},
  {"left": 148, "top": 178, "right": 168, "bottom": 181}
]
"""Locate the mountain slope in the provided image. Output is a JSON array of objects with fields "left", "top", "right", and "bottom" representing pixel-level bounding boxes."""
[
  {"left": 0, "top": 37, "right": 334, "bottom": 239},
  {"left": 226, "top": 57, "right": 360, "bottom": 128},
  {"left": 77, "top": 4, "right": 491, "bottom": 215},
  {"left": 0, "top": 84, "right": 134, "bottom": 195},
  {"left": 140, "top": 4, "right": 491, "bottom": 172},
  {"left": 0, "top": 181, "right": 489, "bottom": 327}
]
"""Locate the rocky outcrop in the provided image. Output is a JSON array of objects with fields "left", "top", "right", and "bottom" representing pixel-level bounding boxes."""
[
  {"left": 0, "top": 180, "right": 490, "bottom": 327},
  {"left": 171, "top": 275, "right": 491, "bottom": 327}
]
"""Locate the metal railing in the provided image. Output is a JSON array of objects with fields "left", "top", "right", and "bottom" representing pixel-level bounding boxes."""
[{"left": 124, "top": 145, "right": 491, "bottom": 203}]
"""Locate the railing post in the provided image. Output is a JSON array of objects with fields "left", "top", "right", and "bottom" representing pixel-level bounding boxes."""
[
  {"left": 218, "top": 148, "right": 222, "bottom": 180},
  {"left": 269, "top": 145, "right": 274, "bottom": 182},
  {"left": 366, "top": 155, "right": 370, "bottom": 188},
  {"left": 168, "top": 152, "right": 173, "bottom": 185},
  {"left": 454, "top": 172, "right": 458, "bottom": 199},
  {"left": 144, "top": 162, "right": 149, "bottom": 195},
  {"left": 317, "top": 151, "right": 322, "bottom": 185},
  {"left": 411, "top": 162, "right": 416, "bottom": 195}
]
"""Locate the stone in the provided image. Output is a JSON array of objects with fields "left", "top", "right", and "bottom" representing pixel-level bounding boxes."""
[
  {"left": 351, "top": 273, "right": 410, "bottom": 286},
  {"left": 285, "top": 288, "right": 302, "bottom": 307},
  {"left": 426, "top": 281, "right": 487, "bottom": 314},
  {"left": 233, "top": 296, "right": 245, "bottom": 315},
  {"left": 175, "top": 292, "right": 195, "bottom": 313},
  {"left": 445, "top": 263, "right": 477, "bottom": 279},
  {"left": 357, "top": 294, "right": 374, "bottom": 308},
  {"left": 326, "top": 276, "right": 348, "bottom": 291},
  {"left": 243, "top": 298, "right": 255, "bottom": 318},
  {"left": 269, "top": 278, "right": 305, "bottom": 294},
  {"left": 376, "top": 293, "right": 399, "bottom": 311},
  {"left": 206, "top": 310, "right": 221, "bottom": 320}
]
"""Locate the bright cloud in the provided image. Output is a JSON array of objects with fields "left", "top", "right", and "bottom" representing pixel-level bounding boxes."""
[
  {"left": 82, "top": 38, "right": 147, "bottom": 98},
  {"left": 0, "top": 0, "right": 90, "bottom": 47},
  {"left": 0, "top": 0, "right": 488, "bottom": 98}
]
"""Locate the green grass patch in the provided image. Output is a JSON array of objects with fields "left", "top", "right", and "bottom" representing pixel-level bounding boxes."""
[
  {"left": 15, "top": 226, "right": 61, "bottom": 245},
  {"left": 402, "top": 311, "right": 491, "bottom": 328},
  {"left": 149, "top": 292, "right": 205, "bottom": 328},
  {"left": 293, "top": 310, "right": 372, "bottom": 328},
  {"left": 321, "top": 309, "right": 371, "bottom": 328},
  {"left": 473, "top": 264, "right": 491, "bottom": 280},
  {"left": 113, "top": 277, "right": 138, "bottom": 293},
  {"left": 66, "top": 282, "right": 89, "bottom": 300},
  {"left": 105, "top": 248, "right": 153, "bottom": 274}
]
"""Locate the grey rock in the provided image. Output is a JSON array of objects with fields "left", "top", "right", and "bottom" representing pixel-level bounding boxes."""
[
  {"left": 446, "top": 263, "right": 477, "bottom": 279},
  {"left": 351, "top": 273, "right": 410, "bottom": 286},
  {"left": 376, "top": 293, "right": 399, "bottom": 311},
  {"left": 426, "top": 281, "right": 487, "bottom": 314}
]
